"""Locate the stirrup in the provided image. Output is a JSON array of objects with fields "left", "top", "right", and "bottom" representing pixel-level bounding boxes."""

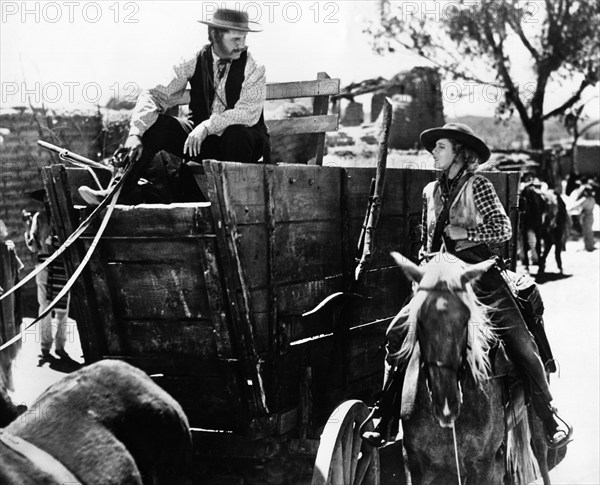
[
  {"left": 358, "top": 405, "right": 380, "bottom": 437},
  {"left": 546, "top": 410, "right": 573, "bottom": 449}
]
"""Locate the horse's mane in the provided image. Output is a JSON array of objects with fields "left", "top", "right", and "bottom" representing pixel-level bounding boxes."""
[{"left": 392, "top": 257, "right": 496, "bottom": 384}]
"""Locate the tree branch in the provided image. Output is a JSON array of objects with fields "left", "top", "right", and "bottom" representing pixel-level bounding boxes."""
[
  {"left": 542, "top": 78, "right": 591, "bottom": 119},
  {"left": 482, "top": 15, "right": 531, "bottom": 128},
  {"left": 506, "top": 8, "right": 540, "bottom": 61}
]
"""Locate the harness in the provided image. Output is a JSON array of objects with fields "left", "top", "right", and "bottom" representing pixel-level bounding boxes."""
[{"left": 0, "top": 430, "right": 82, "bottom": 484}]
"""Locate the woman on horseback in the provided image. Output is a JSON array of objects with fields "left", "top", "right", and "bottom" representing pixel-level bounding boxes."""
[{"left": 362, "top": 122, "right": 572, "bottom": 450}]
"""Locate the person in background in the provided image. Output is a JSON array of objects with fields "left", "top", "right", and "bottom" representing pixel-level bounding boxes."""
[
  {"left": 23, "top": 190, "right": 72, "bottom": 361},
  {"left": 79, "top": 7, "right": 270, "bottom": 205},
  {"left": 569, "top": 184, "right": 596, "bottom": 251}
]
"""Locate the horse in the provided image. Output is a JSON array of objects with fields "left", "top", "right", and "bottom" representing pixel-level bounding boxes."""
[
  {"left": 0, "top": 359, "right": 193, "bottom": 485},
  {"left": 519, "top": 183, "right": 570, "bottom": 274},
  {"left": 389, "top": 252, "right": 559, "bottom": 485}
]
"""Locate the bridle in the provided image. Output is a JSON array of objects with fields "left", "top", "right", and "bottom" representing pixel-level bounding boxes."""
[{"left": 415, "top": 283, "right": 470, "bottom": 380}]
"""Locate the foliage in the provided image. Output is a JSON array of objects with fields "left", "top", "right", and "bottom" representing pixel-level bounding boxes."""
[{"left": 366, "top": 0, "right": 600, "bottom": 149}]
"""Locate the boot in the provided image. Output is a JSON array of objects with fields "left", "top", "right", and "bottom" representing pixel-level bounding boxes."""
[
  {"left": 360, "top": 362, "right": 403, "bottom": 448},
  {"left": 361, "top": 407, "right": 398, "bottom": 447},
  {"left": 543, "top": 409, "right": 573, "bottom": 449},
  {"left": 78, "top": 186, "right": 111, "bottom": 206}
]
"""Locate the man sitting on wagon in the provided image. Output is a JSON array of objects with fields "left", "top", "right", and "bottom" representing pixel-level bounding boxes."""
[{"left": 79, "top": 8, "right": 270, "bottom": 206}]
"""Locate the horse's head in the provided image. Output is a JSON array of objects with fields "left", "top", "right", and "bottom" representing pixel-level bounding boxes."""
[{"left": 391, "top": 252, "right": 495, "bottom": 428}]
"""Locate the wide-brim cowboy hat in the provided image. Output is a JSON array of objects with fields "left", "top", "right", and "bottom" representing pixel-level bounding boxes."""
[
  {"left": 29, "top": 188, "right": 47, "bottom": 202},
  {"left": 198, "top": 8, "right": 263, "bottom": 32},
  {"left": 420, "top": 122, "right": 491, "bottom": 163}
]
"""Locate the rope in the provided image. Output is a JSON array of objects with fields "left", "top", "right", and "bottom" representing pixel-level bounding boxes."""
[{"left": 451, "top": 423, "right": 462, "bottom": 485}]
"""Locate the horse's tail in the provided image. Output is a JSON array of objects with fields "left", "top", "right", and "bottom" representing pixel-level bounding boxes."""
[{"left": 506, "top": 414, "right": 539, "bottom": 485}]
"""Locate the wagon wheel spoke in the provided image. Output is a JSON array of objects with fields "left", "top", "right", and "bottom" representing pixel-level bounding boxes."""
[{"left": 312, "top": 400, "right": 380, "bottom": 485}]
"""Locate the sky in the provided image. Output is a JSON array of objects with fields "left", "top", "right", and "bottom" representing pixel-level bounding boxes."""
[{"left": 1, "top": 0, "right": 598, "bottom": 120}]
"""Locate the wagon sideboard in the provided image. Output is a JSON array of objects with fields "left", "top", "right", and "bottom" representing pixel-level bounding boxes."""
[{"left": 41, "top": 162, "right": 519, "bottom": 451}]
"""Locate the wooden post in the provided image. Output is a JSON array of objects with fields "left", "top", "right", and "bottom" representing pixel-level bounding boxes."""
[
  {"left": 312, "top": 72, "right": 331, "bottom": 166},
  {"left": 203, "top": 160, "right": 269, "bottom": 417}
]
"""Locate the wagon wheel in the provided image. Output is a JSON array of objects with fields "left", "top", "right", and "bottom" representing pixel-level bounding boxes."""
[{"left": 312, "top": 399, "right": 380, "bottom": 485}]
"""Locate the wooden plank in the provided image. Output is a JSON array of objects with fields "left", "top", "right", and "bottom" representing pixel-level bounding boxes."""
[
  {"left": 272, "top": 165, "right": 341, "bottom": 222},
  {"left": 90, "top": 238, "right": 210, "bottom": 263},
  {"left": 266, "top": 115, "right": 338, "bottom": 136},
  {"left": 82, "top": 204, "right": 213, "bottom": 238},
  {"left": 264, "top": 166, "right": 277, "bottom": 350},
  {"left": 179, "top": 78, "right": 340, "bottom": 105},
  {"left": 197, "top": 237, "right": 248, "bottom": 421},
  {"left": 266, "top": 78, "right": 340, "bottom": 100},
  {"left": 284, "top": 267, "right": 408, "bottom": 343},
  {"left": 270, "top": 321, "right": 389, "bottom": 413},
  {"left": 177, "top": 78, "right": 340, "bottom": 105},
  {"left": 203, "top": 160, "right": 268, "bottom": 416},
  {"left": 237, "top": 225, "right": 269, "bottom": 289},
  {"left": 81, "top": 239, "right": 125, "bottom": 355},
  {"left": 312, "top": 72, "right": 332, "bottom": 165},
  {"left": 273, "top": 221, "right": 343, "bottom": 284},
  {"left": 106, "top": 263, "right": 211, "bottom": 320},
  {"left": 221, "top": 163, "right": 266, "bottom": 224},
  {"left": 120, "top": 319, "right": 217, "bottom": 357}
]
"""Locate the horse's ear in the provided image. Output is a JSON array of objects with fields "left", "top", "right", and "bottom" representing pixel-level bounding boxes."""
[
  {"left": 460, "top": 259, "right": 495, "bottom": 285},
  {"left": 391, "top": 251, "right": 424, "bottom": 283}
]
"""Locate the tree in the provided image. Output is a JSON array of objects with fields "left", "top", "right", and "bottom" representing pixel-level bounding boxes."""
[{"left": 366, "top": 0, "right": 600, "bottom": 151}]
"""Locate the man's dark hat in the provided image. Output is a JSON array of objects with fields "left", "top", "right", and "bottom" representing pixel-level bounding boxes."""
[
  {"left": 198, "top": 8, "right": 263, "bottom": 32},
  {"left": 29, "top": 189, "right": 46, "bottom": 202},
  {"left": 420, "top": 122, "right": 491, "bottom": 162}
]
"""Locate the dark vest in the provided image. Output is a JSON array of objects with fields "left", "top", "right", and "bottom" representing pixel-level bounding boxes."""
[{"left": 188, "top": 45, "right": 266, "bottom": 132}]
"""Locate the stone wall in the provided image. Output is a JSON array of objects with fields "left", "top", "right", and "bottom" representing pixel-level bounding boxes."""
[{"left": 371, "top": 67, "right": 445, "bottom": 150}]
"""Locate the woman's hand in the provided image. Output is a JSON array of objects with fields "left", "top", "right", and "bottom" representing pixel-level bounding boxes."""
[{"left": 444, "top": 224, "right": 468, "bottom": 240}]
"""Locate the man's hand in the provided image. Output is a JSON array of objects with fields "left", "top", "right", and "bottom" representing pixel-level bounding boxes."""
[
  {"left": 124, "top": 134, "right": 143, "bottom": 163},
  {"left": 184, "top": 123, "right": 209, "bottom": 158},
  {"left": 444, "top": 224, "right": 468, "bottom": 241}
]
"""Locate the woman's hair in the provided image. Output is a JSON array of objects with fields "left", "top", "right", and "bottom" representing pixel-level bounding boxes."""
[{"left": 449, "top": 139, "right": 480, "bottom": 171}]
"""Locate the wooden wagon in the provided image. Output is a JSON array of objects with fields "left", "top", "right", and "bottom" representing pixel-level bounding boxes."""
[{"left": 40, "top": 75, "right": 520, "bottom": 484}]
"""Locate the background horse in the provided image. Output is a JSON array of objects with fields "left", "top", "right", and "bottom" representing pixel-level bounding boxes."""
[
  {"left": 0, "top": 359, "right": 193, "bottom": 485},
  {"left": 519, "top": 183, "right": 570, "bottom": 274},
  {"left": 390, "top": 252, "right": 555, "bottom": 484}
]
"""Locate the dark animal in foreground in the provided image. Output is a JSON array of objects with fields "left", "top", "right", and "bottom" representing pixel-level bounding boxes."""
[
  {"left": 519, "top": 183, "right": 570, "bottom": 274},
  {"left": 390, "top": 253, "right": 564, "bottom": 484},
  {"left": 0, "top": 359, "right": 193, "bottom": 484}
]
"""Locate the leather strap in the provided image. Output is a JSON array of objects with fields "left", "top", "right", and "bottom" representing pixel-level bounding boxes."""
[
  {"left": 0, "top": 431, "right": 82, "bottom": 484},
  {"left": 431, "top": 172, "right": 473, "bottom": 252}
]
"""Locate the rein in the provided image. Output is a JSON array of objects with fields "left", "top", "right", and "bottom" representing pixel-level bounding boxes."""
[
  {"left": 417, "top": 282, "right": 465, "bottom": 485},
  {"left": 0, "top": 430, "right": 82, "bottom": 484}
]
